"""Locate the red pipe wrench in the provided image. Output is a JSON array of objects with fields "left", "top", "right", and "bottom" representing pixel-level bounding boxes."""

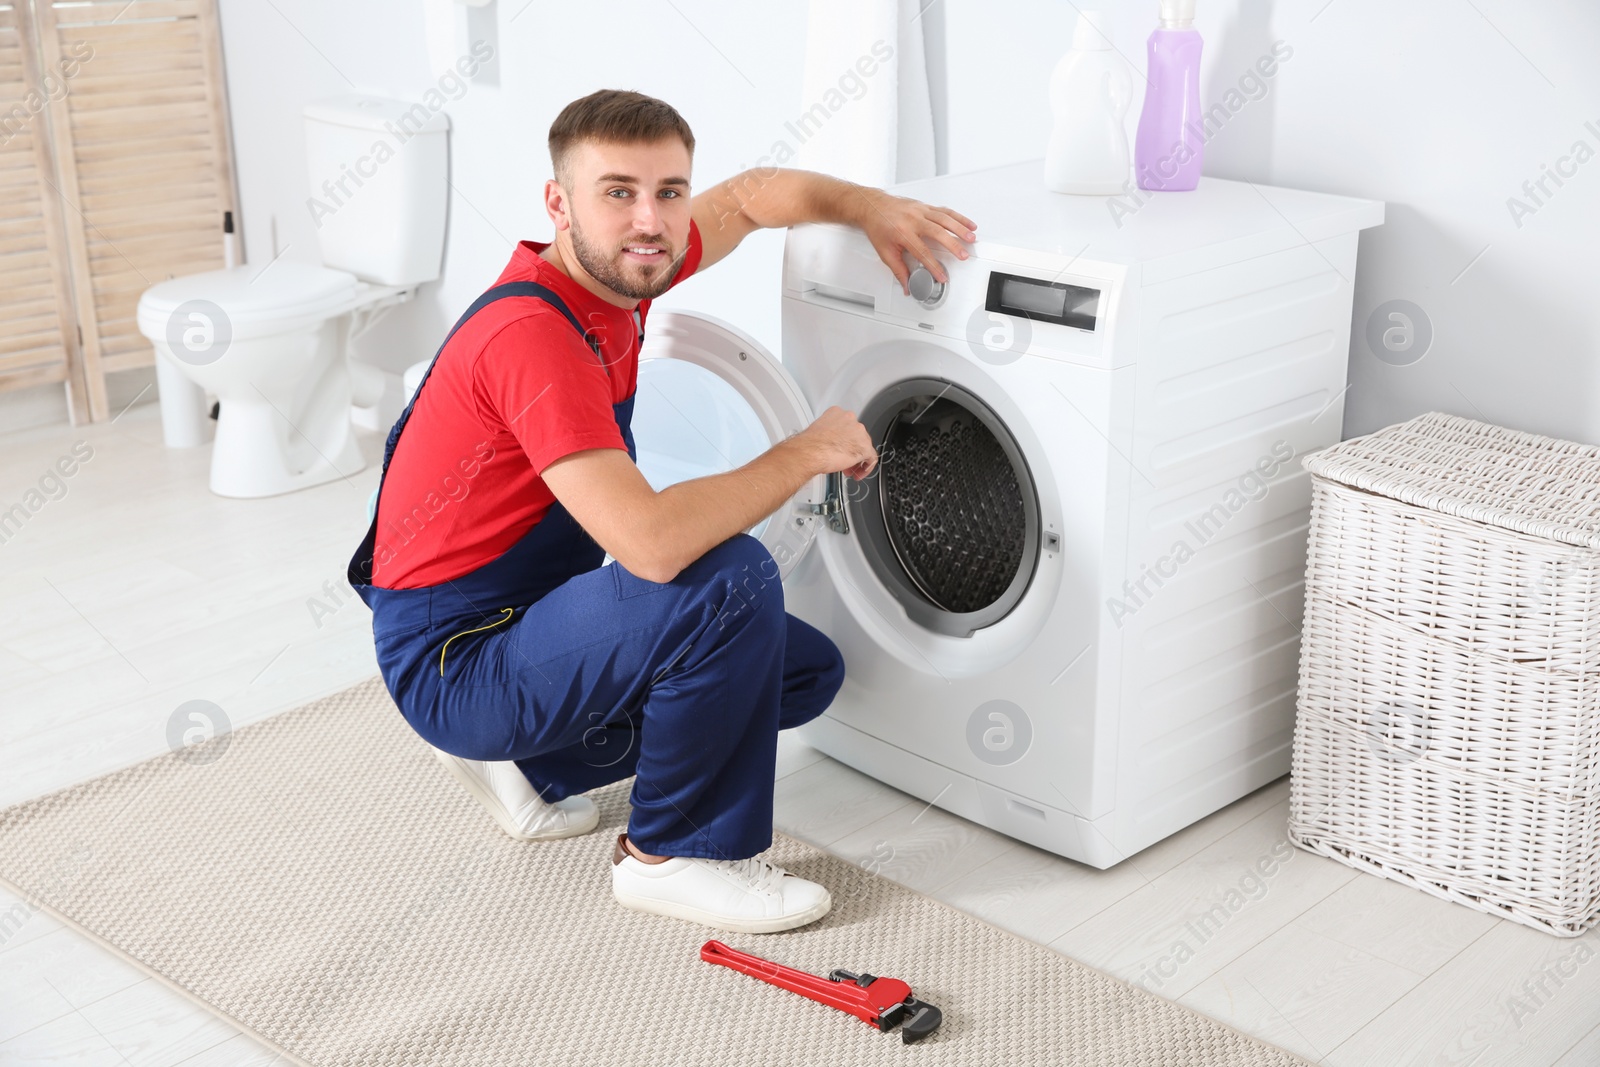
[{"left": 700, "top": 939, "right": 943, "bottom": 1043}]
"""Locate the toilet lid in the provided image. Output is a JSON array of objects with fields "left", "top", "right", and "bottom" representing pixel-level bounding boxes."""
[{"left": 137, "top": 262, "right": 361, "bottom": 336}]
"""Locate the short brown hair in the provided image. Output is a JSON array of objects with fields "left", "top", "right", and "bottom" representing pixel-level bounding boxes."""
[{"left": 548, "top": 89, "right": 695, "bottom": 189}]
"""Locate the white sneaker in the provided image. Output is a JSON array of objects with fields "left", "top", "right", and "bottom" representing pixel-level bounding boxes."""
[
  {"left": 430, "top": 746, "right": 599, "bottom": 840},
  {"left": 610, "top": 832, "right": 832, "bottom": 933}
]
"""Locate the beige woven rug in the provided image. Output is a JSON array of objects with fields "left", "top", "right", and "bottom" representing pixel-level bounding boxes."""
[{"left": 0, "top": 678, "right": 1310, "bottom": 1066}]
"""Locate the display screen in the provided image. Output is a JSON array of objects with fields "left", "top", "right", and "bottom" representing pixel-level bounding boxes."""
[{"left": 985, "top": 272, "right": 1099, "bottom": 331}]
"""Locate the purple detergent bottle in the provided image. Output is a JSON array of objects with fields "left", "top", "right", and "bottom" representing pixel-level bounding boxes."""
[{"left": 1134, "top": 0, "right": 1204, "bottom": 191}]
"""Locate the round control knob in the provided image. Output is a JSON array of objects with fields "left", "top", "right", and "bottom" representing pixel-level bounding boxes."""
[{"left": 907, "top": 266, "right": 945, "bottom": 307}]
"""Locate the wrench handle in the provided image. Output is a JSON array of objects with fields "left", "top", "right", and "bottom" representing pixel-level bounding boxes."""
[{"left": 700, "top": 940, "right": 912, "bottom": 1029}]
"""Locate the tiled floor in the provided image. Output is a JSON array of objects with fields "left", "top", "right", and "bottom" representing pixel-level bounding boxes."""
[{"left": 2, "top": 402, "right": 1597, "bottom": 1066}]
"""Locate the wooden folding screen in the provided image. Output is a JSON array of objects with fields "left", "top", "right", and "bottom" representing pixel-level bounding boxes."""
[
  {"left": 1, "top": 0, "right": 238, "bottom": 424},
  {"left": 0, "top": 0, "right": 83, "bottom": 419}
]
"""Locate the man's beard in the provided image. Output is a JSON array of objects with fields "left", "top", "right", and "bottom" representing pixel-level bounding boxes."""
[{"left": 568, "top": 210, "right": 687, "bottom": 301}]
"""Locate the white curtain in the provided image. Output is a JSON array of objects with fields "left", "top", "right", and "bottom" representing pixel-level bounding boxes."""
[{"left": 793, "top": 0, "right": 938, "bottom": 187}]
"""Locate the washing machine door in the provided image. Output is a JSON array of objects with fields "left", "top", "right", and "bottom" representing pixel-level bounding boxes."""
[{"left": 634, "top": 310, "right": 823, "bottom": 580}]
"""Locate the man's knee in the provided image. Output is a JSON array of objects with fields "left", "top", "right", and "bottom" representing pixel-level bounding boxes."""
[
  {"left": 817, "top": 641, "right": 844, "bottom": 704},
  {"left": 702, "top": 532, "right": 780, "bottom": 581},
  {"left": 782, "top": 622, "right": 844, "bottom": 727},
  {"left": 700, "top": 534, "right": 784, "bottom": 633}
]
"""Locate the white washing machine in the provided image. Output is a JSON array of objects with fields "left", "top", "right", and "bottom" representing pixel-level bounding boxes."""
[{"left": 636, "top": 159, "right": 1383, "bottom": 868}]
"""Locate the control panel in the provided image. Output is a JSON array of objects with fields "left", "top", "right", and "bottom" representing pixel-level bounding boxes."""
[{"left": 783, "top": 223, "right": 1120, "bottom": 369}]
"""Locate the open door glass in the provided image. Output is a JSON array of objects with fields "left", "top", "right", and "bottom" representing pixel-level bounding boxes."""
[{"left": 635, "top": 311, "right": 822, "bottom": 580}]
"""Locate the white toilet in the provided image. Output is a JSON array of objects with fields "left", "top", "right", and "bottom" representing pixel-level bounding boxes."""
[{"left": 137, "top": 95, "right": 449, "bottom": 498}]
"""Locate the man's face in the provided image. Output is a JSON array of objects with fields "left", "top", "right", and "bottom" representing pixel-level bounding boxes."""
[{"left": 557, "top": 138, "right": 692, "bottom": 301}]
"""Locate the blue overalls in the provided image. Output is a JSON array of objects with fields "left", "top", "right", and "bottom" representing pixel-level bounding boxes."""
[{"left": 346, "top": 282, "right": 844, "bottom": 861}]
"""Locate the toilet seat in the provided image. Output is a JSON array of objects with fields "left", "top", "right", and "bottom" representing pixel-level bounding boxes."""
[{"left": 137, "top": 262, "right": 368, "bottom": 342}]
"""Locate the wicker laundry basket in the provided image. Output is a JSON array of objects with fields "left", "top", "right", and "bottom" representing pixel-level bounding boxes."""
[{"left": 1289, "top": 411, "right": 1600, "bottom": 937}]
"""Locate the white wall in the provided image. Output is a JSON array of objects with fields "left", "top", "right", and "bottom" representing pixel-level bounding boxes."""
[
  {"left": 939, "top": 0, "right": 1600, "bottom": 444},
  {"left": 211, "top": 0, "right": 810, "bottom": 402},
  {"left": 7, "top": 0, "right": 1595, "bottom": 448}
]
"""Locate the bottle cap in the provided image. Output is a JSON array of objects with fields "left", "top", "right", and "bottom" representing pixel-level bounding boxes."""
[
  {"left": 1159, "top": 0, "right": 1196, "bottom": 27},
  {"left": 1071, "top": 11, "right": 1112, "bottom": 50}
]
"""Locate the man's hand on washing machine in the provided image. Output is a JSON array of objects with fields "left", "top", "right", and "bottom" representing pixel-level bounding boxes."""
[
  {"left": 852, "top": 188, "right": 977, "bottom": 296},
  {"left": 715, "top": 170, "right": 971, "bottom": 295},
  {"left": 796, "top": 406, "right": 877, "bottom": 481}
]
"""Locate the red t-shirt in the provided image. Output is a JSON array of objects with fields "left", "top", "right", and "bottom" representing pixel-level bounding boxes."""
[{"left": 372, "top": 220, "right": 703, "bottom": 589}]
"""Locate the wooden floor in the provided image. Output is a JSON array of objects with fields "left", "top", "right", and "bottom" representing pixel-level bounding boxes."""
[{"left": 2, "top": 403, "right": 1597, "bottom": 1066}]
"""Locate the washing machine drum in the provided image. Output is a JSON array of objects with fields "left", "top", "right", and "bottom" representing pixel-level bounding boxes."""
[{"left": 855, "top": 379, "right": 1040, "bottom": 637}]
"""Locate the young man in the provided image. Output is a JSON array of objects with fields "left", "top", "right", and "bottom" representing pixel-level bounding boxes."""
[{"left": 347, "top": 89, "right": 977, "bottom": 934}]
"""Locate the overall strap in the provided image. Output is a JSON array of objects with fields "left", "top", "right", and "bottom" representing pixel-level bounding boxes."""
[
  {"left": 378, "top": 281, "right": 603, "bottom": 476},
  {"left": 349, "top": 280, "right": 603, "bottom": 587}
]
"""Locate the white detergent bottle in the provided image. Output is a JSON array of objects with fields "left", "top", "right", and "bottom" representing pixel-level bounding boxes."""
[{"left": 1044, "top": 11, "right": 1133, "bottom": 195}]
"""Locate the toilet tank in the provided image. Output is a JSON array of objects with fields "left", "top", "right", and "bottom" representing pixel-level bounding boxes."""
[{"left": 303, "top": 94, "right": 449, "bottom": 287}]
